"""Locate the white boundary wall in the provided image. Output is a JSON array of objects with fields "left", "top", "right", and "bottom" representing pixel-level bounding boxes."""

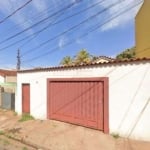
[{"left": 16, "top": 61, "right": 150, "bottom": 141}]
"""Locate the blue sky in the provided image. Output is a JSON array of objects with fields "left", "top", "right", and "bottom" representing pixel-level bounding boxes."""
[{"left": 0, "top": 0, "right": 143, "bottom": 69}]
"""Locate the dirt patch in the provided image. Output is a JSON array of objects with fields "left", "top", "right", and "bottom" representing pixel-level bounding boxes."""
[
  {"left": 0, "top": 109, "right": 150, "bottom": 150},
  {"left": 0, "top": 135, "right": 36, "bottom": 150}
]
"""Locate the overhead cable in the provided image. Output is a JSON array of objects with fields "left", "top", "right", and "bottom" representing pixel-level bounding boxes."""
[{"left": 0, "top": 0, "right": 32, "bottom": 24}]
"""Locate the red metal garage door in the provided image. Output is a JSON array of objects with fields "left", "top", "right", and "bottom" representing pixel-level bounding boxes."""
[{"left": 47, "top": 78, "right": 109, "bottom": 133}]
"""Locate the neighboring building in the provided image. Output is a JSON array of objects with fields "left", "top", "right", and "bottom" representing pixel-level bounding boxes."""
[
  {"left": 0, "top": 69, "right": 17, "bottom": 108},
  {"left": 0, "top": 69, "right": 17, "bottom": 93},
  {"left": 135, "top": 0, "right": 150, "bottom": 58},
  {"left": 92, "top": 56, "right": 115, "bottom": 63},
  {"left": 0, "top": 69, "right": 17, "bottom": 83},
  {"left": 16, "top": 58, "right": 150, "bottom": 141}
]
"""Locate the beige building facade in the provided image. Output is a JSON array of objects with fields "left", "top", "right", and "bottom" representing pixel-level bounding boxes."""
[{"left": 135, "top": 0, "right": 150, "bottom": 58}]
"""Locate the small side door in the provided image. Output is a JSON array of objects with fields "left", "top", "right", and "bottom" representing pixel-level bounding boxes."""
[{"left": 22, "top": 84, "right": 30, "bottom": 113}]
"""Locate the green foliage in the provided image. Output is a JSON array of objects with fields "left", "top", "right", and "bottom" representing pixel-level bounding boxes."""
[
  {"left": 6, "top": 134, "right": 13, "bottom": 139},
  {"left": 3, "top": 139, "right": 10, "bottom": 145},
  {"left": 116, "top": 47, "right": 135, "bottom": 60},
  {"left": 13, "top": 112, "right": 18, "bottom": 116},
  {"left": 74, "top": 49, "right": 92, "bottom": 65},
  {"left": 19, "top": 113, "right": 34, "bottom": 122},
  {"left": 111, "top": 133, "right": 120, "bottom": 139},
  {"left": 60, "top": 56, "right": 73, "bottom": 66},
  {"left": 0, "top": 130, "right": 4, "bottom": 135},
  {"left": 60, "top": 49, "right": 92, "bottom": 66},
  {"left": 22, "top": 147, "right": 28, "bottom": 150}
]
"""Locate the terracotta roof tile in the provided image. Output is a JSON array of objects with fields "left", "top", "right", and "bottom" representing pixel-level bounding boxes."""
[
  {"left": 93, "top": 56, "right": 115, "bottom": 61},
  {"left": 0, "top": 69, "right": 17, "bottom": 77},
  {"left": 18, "top": 57, "right": 150, "bottom": 73}
]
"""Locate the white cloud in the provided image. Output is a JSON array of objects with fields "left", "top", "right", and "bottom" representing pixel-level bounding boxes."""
[
  {"left": 58, "top": 36, "right": 68, "bottom": 48},
  {"left": 76, "top": 38, "right": 84, "bottom": 44},
  {"left": 32, "top": 0, "right": 48, "bottom": 12},
  {"left": 0, "top": 0, "right": 143, "bottom": 34},
  {"left": 91, "top": 0, "right": 143, "bottom": 31},
  {"left": 0, "top": 0, "right": 80, "bottom": 35},
  {"left": 0, "top": 0, "right": 49, "bottom": 34}
]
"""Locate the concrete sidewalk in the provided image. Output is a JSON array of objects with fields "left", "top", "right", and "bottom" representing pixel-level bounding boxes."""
[{"left": 0, "top": 109, "right": 150, "bottom": 150}]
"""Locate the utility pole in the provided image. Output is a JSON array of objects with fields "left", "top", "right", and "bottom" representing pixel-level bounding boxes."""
[{"left": 17, "top": 49, "right": 21, "bottom": 70}]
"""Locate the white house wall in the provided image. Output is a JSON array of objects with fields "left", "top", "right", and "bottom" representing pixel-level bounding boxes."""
[
  {"left": 16, "top": 62, "right": 150, "bottom": 141},
  {"left": 0, "top": 76, "right": 4, "bottom": 83}
]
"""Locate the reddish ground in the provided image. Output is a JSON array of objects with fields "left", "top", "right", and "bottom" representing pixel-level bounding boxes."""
[{"left": 0, "top": 109, "right": 150, "bottom": 150}]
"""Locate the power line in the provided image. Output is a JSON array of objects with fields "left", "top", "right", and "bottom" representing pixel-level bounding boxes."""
[
  {"left": 0, "top": 0, "right": 82, "bottom": 45},
  {"left": 135, "top": 46, "right": 150, "bottom": 55},
  {"left": 20, "top": 0, "right": 122, "bottom": 57},
  {"left": 18, "top": 0, "right": 105, "bottom": 50},
  {"left": 0, "top": 3, "right": 76, "bottom": 51},
  {"left": 0, "top": 1, "right": 68, "bottom": 37},
  {"left": 22, "top": 0, "right": 142, "bottom": 64},
  {"left": 0, "top": 0, "right": 105, "bottom": 52},
  {"left": 0, "top": 0, "right": 32, "bottom": 24},
  {"left": 19, "top": 12, "right": 67, "bottom": 49}
]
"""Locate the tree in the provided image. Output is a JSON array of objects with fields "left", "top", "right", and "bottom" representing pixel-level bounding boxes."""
[
  {"left": 116, "top": 47, "right": 135, "bottom": 60},
  {"left": 74, "top": 49, "right": 92, "bottom": 65},
  {"left": 60, "top": 56, "right": 73, "bottom": 66},
  {"left": 60, "top": 49, "right": 93, "bottom": 66}
]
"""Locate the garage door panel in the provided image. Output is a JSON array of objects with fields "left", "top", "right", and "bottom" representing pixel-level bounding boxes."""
[
  {"left": 52, "top": 82, "right": 99, "bottom": 121},
  {"left": 51, "top": 114, "right": 98, "bottom": 129},
  {"left": 47, "top": 78, "right": 107, "bottom": 131}
]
